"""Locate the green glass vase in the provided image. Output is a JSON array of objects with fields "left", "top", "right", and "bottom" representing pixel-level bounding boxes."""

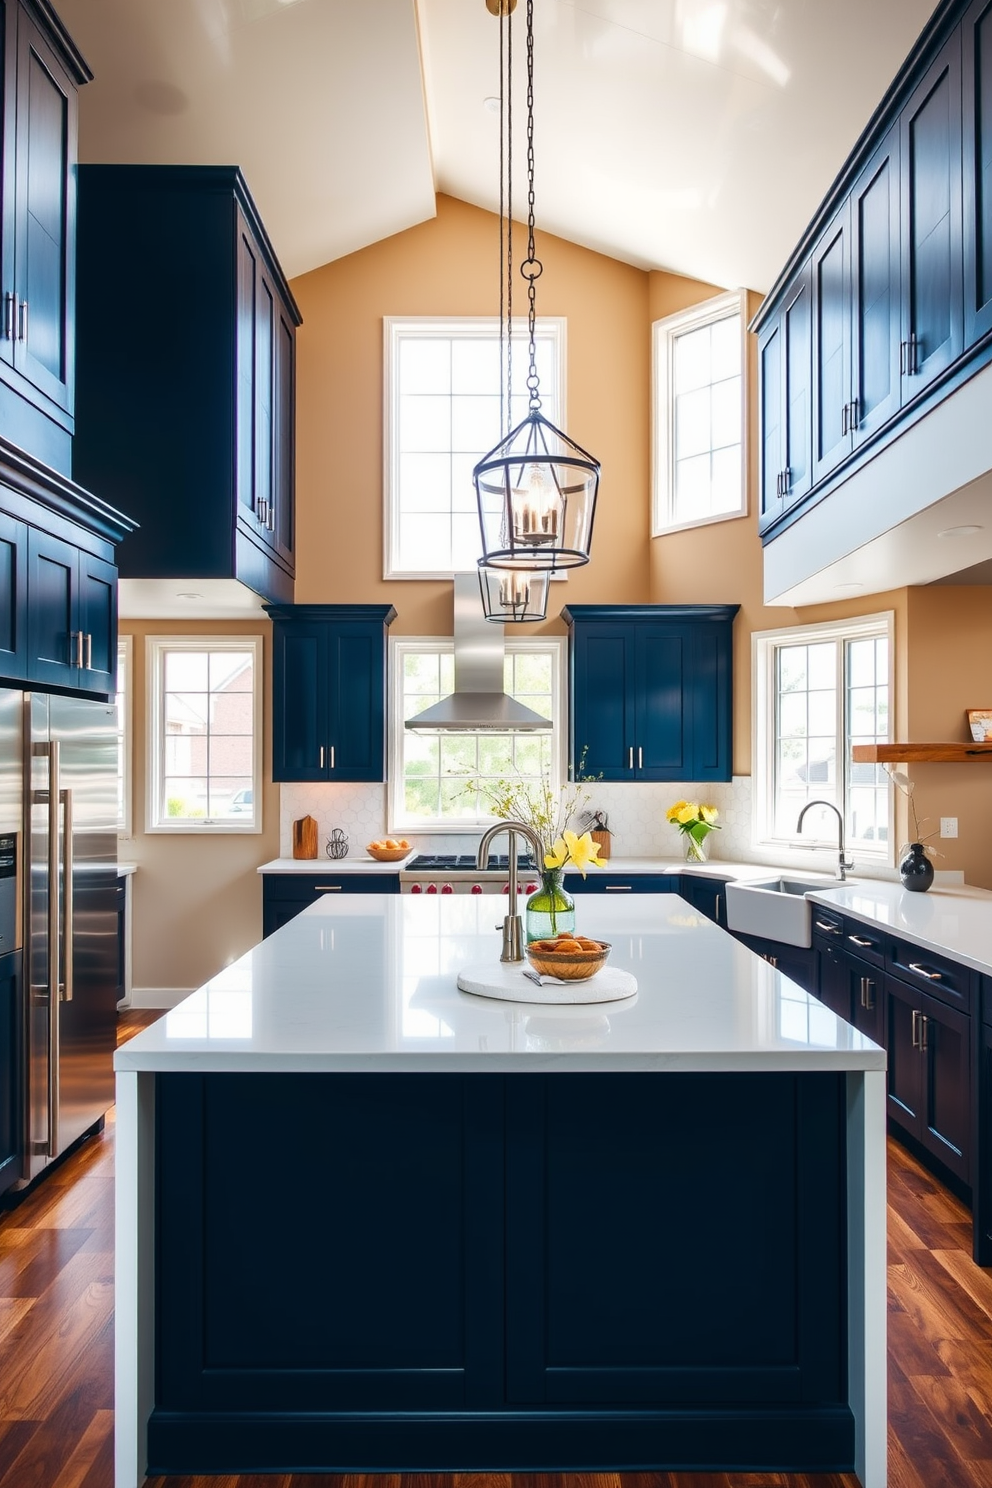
[{"left": 525, "top": 868, "right": 576, "bottom": 944}]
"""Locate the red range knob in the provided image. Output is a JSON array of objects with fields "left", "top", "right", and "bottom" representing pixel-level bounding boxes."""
[
  {"left": 441, "top": 883, "right": 454, "bottom": 894},
  {"left": 525, "top": 883, "right": 538, "bottom": 894},
  {"left": 426, "top": 883, "right": 438, "bottom": 894},
  {"left": 502, "top": 883, "right": 510, "bottom": 894},
  {"left": 410, "top": 883, "right": 423, "bottom": 893},
  {"left": 470, "top": 883, "right": 483, "bottom": 894}
]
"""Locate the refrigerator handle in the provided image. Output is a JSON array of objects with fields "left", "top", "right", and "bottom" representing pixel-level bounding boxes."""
[
  {"left": 60, "top": 785, "right": 73, "bottom": 1003},
  {"left": 47, "top": 741, "right": 60, "bottom": 1158}
]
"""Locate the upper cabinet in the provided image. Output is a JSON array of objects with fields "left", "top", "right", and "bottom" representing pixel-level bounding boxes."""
[
  {"left": 561, "top": 605, "right": 739, "bottom": 785},
  {"left": 0, "top": 0, "right": 89, "bottom": 476},
  {"left": 753, "top": 0, "right": 989, "bottom": 540},
  {"left": 73, "top": 166, "right": 302, "bottom": 607}
]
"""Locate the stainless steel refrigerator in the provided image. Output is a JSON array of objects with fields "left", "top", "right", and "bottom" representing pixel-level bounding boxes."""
[{"left": 0, "top": 688, "right": 118, "bottom": 1185}]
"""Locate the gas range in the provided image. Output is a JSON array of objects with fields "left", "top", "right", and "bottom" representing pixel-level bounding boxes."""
[{"left": 399, "top": 852, "right": 540, "bottom": 896}]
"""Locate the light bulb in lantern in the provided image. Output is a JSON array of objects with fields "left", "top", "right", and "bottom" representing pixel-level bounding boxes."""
[
  {"left": 511, "top": 463, "right": 559, "bottom": 546},
  {"left": 499, "top": 571, "right": 531, "bottom": 610}
]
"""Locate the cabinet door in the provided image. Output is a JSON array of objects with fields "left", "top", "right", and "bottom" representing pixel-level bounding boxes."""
[
  {"left": 327, "top": 624, "right": 386, "bottom": 781},
  {"left": 687, "top": 621, "right": 732, "bottom": 782},
  {"left": 635, "top": 625, "right": 689, "bottom": 779},
  {"left": 0, "top": 2, "right": 16, "bottom": 373},
  {"left": 817, "top": 945, "right": 853, "bottom": 1021},
  {"left": 812, "top": 205, "right": 853, "bottom": 485},
  {"left": 757, "top": 314, "right": 784, "bottom": 531},
  {"left": 900, "top": 31, "right": 964, "bottom": 394},
  {"left": 571, "top": 624, "right": 634, "bottom": 780},
  {"left": 781, "top": 262, "right": 812, "bottom": 508},
  {"left": 0, "top": 948, "right": 20, "bottom": 1199},
  {"left": 963, "top": 0, "right": 992, "bottom": 346},
  {"left": 13, "top": 9, "right": 76, "bottom": 415},
  {"left": 0, "top": 505, "right": 27, "bottom": 680},
  {"left": 920, "top": 988, "right": 971, "bottom": 1183},
  {"left": 235, "top": 214, "right": 260, "bottom": 535},
  {"left": 852, "top": 962, "right": 884, "bottom": 1047},
  {"left": 271, "top": 622, "right": 327, "bottom": 781},
  {"left": 77, "top": 551, "right": 117, "bottom": 694},
  {"left": 254, "top": 264, "right": 275, "bottom": 546},
  {"left": 885, "top": 975, "right": 923, "bottom": 1140},
  {"left": 27, "top": 525, "right": 75, "bottom": 685},
  {"left": 851, "top": 127, "right": 902, "bottom": 444},
  {"left": 271, "top": 295, "right": 295, "bottom": 568}
]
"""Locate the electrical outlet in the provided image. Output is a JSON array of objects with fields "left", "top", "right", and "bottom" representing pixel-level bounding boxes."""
[{"left": 940, "top": 817, "right": 958, "bottom": 838}]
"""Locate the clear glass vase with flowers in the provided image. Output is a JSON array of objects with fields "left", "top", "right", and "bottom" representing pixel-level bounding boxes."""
[{"left": 666, "top": 800, "right": 721, "bottom": 862}]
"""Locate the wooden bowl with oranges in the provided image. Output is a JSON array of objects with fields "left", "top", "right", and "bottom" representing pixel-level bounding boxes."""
[
  {"left": 525, "top": 933, "right": 612, "bottom": 981},
  {"left": 365, "top": 838, "right": 411, "bottom": 862}
]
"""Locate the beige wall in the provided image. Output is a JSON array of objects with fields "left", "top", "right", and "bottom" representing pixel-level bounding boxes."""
[
  {"left": 126, "top": 193, "right": 992, "bottom": 992},
  {"left": 120, "top": 618, "right": 280, "bottom": 993}
]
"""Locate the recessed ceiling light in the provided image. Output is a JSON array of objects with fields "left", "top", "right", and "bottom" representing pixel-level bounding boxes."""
[
  {"left": 483, "top": 96, "right": 501, "bottom": 115},
  {"left": 177, "top": 591, "right": 203, "bottom": 600},
  {"left": 834, "top": 582, "right": 863, "bottom": 592},
  {"left": 938, "top": 524, "right": 983, "bottom": 537}
]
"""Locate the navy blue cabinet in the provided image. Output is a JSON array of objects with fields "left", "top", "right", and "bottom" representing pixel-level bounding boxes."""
[
  {"left": 758, "top": 263, "right": 812, "bottom": 527},
  {"left": 0, "top": 504, "right": 26, "bottom": 679},
  {"left": 678, "top": 872, "right": 728, "bottom": 927},
  {"left": 74, "top": 166, "right": 301, "bottom": 607},
  {"left": 262, "top": 872, "right": 400, "bottom": 938},
  {"left": 0, "top": 1, "right": 89, "bottom": 476},
  {"left": 565, "top": 873, "right": 675, "bottom": 895},
  {"left": 563, "top": 605, "right": 738, "bottom": 784},
  {"left": 267, "top": 604, "right": 396, "bottom": 784},
  {"left": 963, "top": 0, "right": 992, "bottom": 344},
  {"left": 0, "top": 948, "right": 20, "bottom": 1199}
]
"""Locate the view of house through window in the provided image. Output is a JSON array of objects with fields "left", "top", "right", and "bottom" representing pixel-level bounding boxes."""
[
  {"left": 384, "top": 318, "right": 564, "bottom": 577},
  {"left": 653, "top": 291, "right": 745, "bottom": 534},
  {"left": 146, "top": 638, "right": 261, "bottom": 832},
  {"left": 390, "top": 640, "right": 561, "bottom": 830},
  {"left": 755, "top": 617, "right": 891, "bottom": 854}
]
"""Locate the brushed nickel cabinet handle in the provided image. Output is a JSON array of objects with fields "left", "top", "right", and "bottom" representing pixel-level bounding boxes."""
[
  {"left": 315, "top": 885, "right": 343, "bottom": 892},
  {"left": 73, "top": 631, "right": 83, "bottom": 668},
  {"left": 4, "top": 292, "right": 14, "bottom": 340},
  {"left": 628, "top": 747, "right": 633, "bottom": 769},
  {"left": 85, "top": 633, "right": 93, "bottom": 670},
  {"left": 849, "top": 934, "right": 873, "bottom": 948},
  {"left": 638, "top": 746, "right": 643, "bottom": 769},
  {"left": 604, "top": 884, "right": 632, "bottom": 891},
  {"left": 920, "top": 1013, "right": 929, "bottom": 1051},
  {"left": 815, "top": 919, "right": 841, "bottom": 934},
  {"left": 330, "top": 745, "right": 335, "bottom": 769},
  {"left": 860, "top": 976, "right": 875, "bottom": 1011},
  {"left": 911, "top": 1008, "right": 920, "bottom": 1048},
  {"left": 319, "top": 746, "right": 325, "bottom": 768},
  {"left": 908, "top": 962, "right": 941, "bottom": 981},
  {"left": 18, "top": 298, "right": 27, "bottom": 342}
]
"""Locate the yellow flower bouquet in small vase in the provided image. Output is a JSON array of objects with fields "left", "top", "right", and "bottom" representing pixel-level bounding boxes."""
[{"left": 667, "top": 800, "right": 720, "bottom": 863}]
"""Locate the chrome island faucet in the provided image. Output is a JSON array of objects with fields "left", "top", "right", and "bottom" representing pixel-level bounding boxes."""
[
  {"left": 476, "top": 820, "right": 546, "bottom": 963},
  {"left": 796, "top": 799, "right": 854, "bottom": 882}
]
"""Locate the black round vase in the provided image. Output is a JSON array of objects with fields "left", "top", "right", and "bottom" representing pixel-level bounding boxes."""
[{"left": 899, "top": 842, "right": 934, "bottom": 892}]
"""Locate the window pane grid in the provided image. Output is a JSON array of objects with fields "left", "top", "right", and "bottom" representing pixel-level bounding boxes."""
[
  {"left": 391, "top": 323, "right": 561, "bottom": 575},
  {"left": 154, "top": 645, "right": 257, "bottom": 828},
  {"left": 667, "top": 310, "right": 743, "bottom": 527},
  {"left": 845, "top": 635, "right": 889, "bottom": 848}
]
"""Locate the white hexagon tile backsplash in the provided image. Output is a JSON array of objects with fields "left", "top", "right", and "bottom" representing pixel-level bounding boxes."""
[{"left": 279, "top": 778, "right": 754, "bottom": 861}]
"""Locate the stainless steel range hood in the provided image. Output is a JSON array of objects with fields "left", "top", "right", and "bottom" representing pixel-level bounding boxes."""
[{"left": 405, "top": 575, "right": 552, "bottom": 732}]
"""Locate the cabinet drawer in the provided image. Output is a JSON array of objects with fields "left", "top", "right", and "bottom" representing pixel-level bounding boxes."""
[
  {"left": 840, "top": 918, "right": 886, "bottom": 968},
  {"left": 263, "top": 873, "right": 400, "bottom": 901},
  {"left": 566, "top": 875, "right": 674, "bottom": 894},
  {"left": 810, "top": 906, "right": 844, "bottom": 943},
  {"left": 890, "top": 939, "right": 973, "bottom": 1013}
]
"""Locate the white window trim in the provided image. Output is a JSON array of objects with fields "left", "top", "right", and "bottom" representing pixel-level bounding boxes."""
[
  {"left": 383, "top": 315, "right": 567, "bottom": 581},
  {"left": 116, "top": 634, "right": 133, "bottom": 840},
  {"left": 652, "top": 289, "right": 748, "bottom": 537},
  {"left": 752, "top": 611, "right": 895, "bottom": 862},
  {"left": 145, "top": 634, "right": 263, "bottom": 835},
  {"left": 387, "top": 633, "right": 566, "bottom": 835}
]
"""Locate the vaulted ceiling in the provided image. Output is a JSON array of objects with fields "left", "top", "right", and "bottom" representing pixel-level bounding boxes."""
[{"left": 58, "top": 0, "right": 936, "bottom": 290}]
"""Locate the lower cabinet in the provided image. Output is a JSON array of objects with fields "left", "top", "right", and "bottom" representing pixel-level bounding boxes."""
[
  {"left": 565, "top": 874, "right": 675, "bottom": 895},
  {"left": 262, "top": 873, "right": 400, "bottom": 937},
  {"left": 732, "top": 931, "right": 818, "bottom": 994},
  {"left": 885, "top": 972, "right": 971, "bottom": 1185},
  {"left": 677, "top": 874, "right": 728, "bottom": 927},
  {"left": 0, "top": 949, "right": 22, "bottom": 1200}
]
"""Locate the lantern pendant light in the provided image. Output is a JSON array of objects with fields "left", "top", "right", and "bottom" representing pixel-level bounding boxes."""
[
  {"left": 474, "top": 0, "right": 600, "bottom": 575},
  {"left": 477, "top": 562, "right": 550, "bottom": 622}
]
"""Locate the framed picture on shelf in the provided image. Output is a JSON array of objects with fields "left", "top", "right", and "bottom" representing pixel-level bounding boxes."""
[{"left": 966, "top": 708, "right": 992, "bottom": 742}]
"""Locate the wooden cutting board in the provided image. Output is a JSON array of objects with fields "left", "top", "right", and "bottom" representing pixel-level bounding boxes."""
[{"left": 292, "top": 815, "right": 318, "bottom": 859}]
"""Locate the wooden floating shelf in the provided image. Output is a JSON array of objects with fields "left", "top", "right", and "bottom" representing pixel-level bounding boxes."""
[{"left": 851, "top": 742, "right": 992, "bottom": 763}]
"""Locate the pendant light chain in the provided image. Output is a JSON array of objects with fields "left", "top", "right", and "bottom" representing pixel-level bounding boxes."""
[
  {"left": 522, "top": 0, "right": 543, "bottom": 413},
  {"left": 497, "top": 3, "right": 514, "bottom": 439}
]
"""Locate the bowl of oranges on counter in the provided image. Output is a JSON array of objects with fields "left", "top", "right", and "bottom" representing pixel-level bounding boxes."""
[
  {"left": 365, "top": 837, "right": 412, "bottom": 862},
  {"left": 525, "top": 932, "right": 612, "bottom": 981}
]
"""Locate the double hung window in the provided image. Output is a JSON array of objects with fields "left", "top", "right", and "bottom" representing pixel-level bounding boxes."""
[{"left": 146, "top": 636, "right": 262, "bottom": 833}]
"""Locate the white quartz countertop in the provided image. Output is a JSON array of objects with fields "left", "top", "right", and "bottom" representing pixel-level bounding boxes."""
[
  {"left": 259, "top": 854, "right": 416, "bottom": 873},
  {"left": 116, "top": 893, "right": 884, "bottom": 1075},
  {"left": 806, "top": 880, "right": 992, "bottom": 978}
]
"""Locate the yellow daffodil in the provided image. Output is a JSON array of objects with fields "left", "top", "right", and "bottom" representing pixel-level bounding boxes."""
[
  {"left": 675, "top": 803, "right": 698, "bottom": 825},
  {"left": 700, "top": 805, "right": 719, "bottom": 824},
  {"left": 666, "top": 798, "right": 721, "bottom": 862},
  {"left": 665, "top": 800, "right": 688, "bottom": 822},
  {"left": 544, "top": 829, "right": 605, "bottom": 877}
]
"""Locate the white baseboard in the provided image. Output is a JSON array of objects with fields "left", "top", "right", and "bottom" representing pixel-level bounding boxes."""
[{"left": 126, "top": 987, "right": 192, "bottom": 1010}]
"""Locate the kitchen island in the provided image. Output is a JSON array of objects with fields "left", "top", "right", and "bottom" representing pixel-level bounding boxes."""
[{"left": 115, "top": 892, "right": 887, "bottom": 1488}]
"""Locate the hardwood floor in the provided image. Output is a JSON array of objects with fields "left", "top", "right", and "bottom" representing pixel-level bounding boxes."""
[{"left": 1, "top": 1011, "right": 990, "bottom": 1487}]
